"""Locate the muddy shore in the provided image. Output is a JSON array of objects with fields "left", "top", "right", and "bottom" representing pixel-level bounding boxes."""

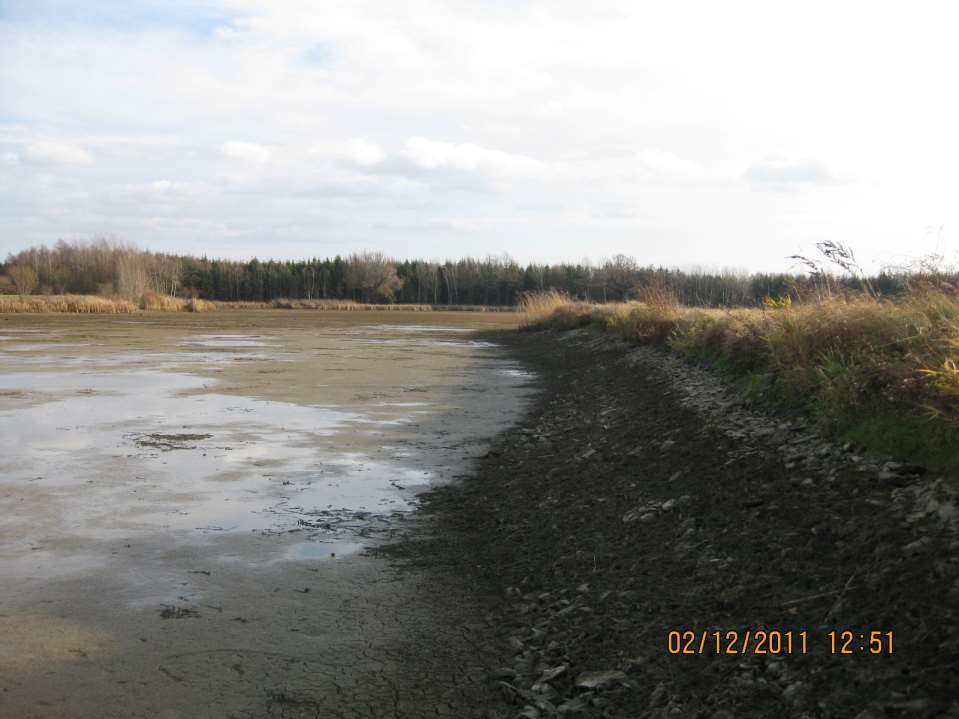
[
  {"left": 393, "top": 328, "right": 959, "bottom": 718},
  {"left": 3, "top": 316, "right": 958, "bottom": 718}
]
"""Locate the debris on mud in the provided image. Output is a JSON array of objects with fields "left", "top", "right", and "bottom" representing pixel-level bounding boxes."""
[
  {"left": 260, "top": 506, "right": 415, "bottom": 545},
  {"left": 158, "top": 605, "right": 200, "bottom": 619},
  {"left": 130, "top": 432, "right": 213, "bottom": 451}
]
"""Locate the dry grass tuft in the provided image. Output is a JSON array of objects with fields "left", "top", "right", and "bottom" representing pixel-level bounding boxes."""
[
  {"left": 141, "top": 292, "right": 216, "bottom": 312},
  {"left": 518, "top": 290, "right": 576, "bottom": 328},
  {"left": 0, "top": 294, "right": 138, "bottom": 314}
]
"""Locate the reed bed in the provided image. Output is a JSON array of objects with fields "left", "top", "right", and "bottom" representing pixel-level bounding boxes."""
[
  {"left": 217, "top": 298, "right": 517, "bottom": 312},
  {"left": 0, "top": 294, "right": 138, "bottom": 314},
  {"left": 140, "top": 292, "right": 216, "bottom": 312},
  {"left": 0, "top": 293, "right": 514, "bottom": 314}
]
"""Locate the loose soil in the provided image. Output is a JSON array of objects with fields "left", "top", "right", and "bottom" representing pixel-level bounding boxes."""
[{"left": 389, "top": 328, "right": 959, "bottom": 718}]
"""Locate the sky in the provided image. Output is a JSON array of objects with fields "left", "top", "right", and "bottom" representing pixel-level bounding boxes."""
[{"left": 1, "top": 0, "right": 958, "bottom": 272}]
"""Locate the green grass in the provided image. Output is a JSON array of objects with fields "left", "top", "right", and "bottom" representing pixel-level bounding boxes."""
[{"left": 841, "top": 413, "right": 959, "bottom": 471}]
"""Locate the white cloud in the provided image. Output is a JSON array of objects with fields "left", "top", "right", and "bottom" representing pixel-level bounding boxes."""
[
  {"left": 339, "top": 138, "right": 384, "bottom": 167},
  {"left": 311, "top": 138, "right": 385, "bottom": 167},
  {"left": 24, "top": 140, "right": 95, "bottom": 166},
  {"left": 221, "top": 141, "right": 272, "bottom": 164},
  {"left": 634, "top": 149, "right": 717, "bottom": 184},
  {"left": 124, "top": 179, "right": 205, "bottom": 198},
  {"left": 744, "top": 157, "right": 836, "bottom": 190},
  {"left": 403, "top": 137, "right": 549, "bottom": 180}
]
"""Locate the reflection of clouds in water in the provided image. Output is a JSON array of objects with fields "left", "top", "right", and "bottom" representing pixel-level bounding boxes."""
[
  {"left": 5, "top": 350, "right": 276, "bottom": 368},
  {"left": 499, "top": 367, "right": 536, "bottom": 380},
  {"left": 181, "top": 334, "right": 276, "bottom": 348},
  {"left": 0, "top": 369, "right": 358, "bottom": 537},
  {"left": 355, "top": 324, "right": 475, "bottom": 334}
]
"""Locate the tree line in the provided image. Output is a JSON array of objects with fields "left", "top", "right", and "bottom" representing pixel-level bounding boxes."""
[{"left": 3, "top": 238, "right": 956, "bottom": 307}]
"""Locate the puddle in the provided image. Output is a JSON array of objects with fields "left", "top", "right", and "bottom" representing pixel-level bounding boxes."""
[
  {"left": 357, "top": 324, "right": 475, "bottom": 334},
  {"left": 182, "top": 334, "right": 272, "bottom": 348},
  {"left": 500, "top": 367, "right": 536, "bottom": 379}
]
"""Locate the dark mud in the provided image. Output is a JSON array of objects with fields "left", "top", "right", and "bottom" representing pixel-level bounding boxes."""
[{"left": 389, "top": 329, "right": 959, "bottom": 718}]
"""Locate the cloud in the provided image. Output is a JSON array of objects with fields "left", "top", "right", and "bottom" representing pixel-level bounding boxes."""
[
  {"left": 340, "top": 138, "right": 385, "bottom": 167},
  {"left": 124, "top": 179, "right": 205, "bottom": 198},
  {"left": 221, "top": 141, "right": 272, "bottom": 164},
  {"left": 743, "top": 157, "right": 836, "bottom": 190},
  {"left": 311, "top": 138, "right": 385, "bottom": 167},
  {"left": 24, "top": 140, "right": 95, "bottom": 166},
  {"left": 402, "top": 137, "right": 550, "bottom": 180},
  {"left": 371, "top": 218, "right": 481, "bottom": 233},
  {"left": 634, "top": 148, "right": 716, "bottom": 184}
]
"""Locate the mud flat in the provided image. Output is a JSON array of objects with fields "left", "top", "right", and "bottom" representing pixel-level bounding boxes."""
[{"left": 0, "top": 311, "right": 535, "bottom": 718}]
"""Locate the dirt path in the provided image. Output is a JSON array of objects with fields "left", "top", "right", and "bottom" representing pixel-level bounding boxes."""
[{"left": 395, "top": 329, "right": 959, "bottom": 718}]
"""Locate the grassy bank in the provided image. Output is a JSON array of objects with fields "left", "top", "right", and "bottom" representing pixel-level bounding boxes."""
[
  {"left": 216, "top": 298, "right": 516, "bottom": 311},
  {"left": 140, "top": 292, "right": 216, "bottom": 312},
  {"left": 0, "top": 294, "right": 139, "bottom": 314},
  {"left": 0, "top": 293, "right": 516, "bottom": 314},
  {"left": 521, "top": 290, "right": 959, "bottom": 474}
]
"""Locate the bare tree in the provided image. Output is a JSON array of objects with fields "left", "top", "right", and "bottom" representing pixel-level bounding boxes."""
[
  {"left": 344, "top": 251, "right": 403, "bottom": 302},
  {"left": 9, "top": 264, "right": 39, "bottom": 295},
  {"left": 115, "top": 247, "right": 148, "bottom": 299}
]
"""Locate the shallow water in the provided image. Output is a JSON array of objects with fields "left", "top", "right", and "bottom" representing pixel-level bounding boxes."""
[
  {"left": 0, "top": 310, "right": 538, "bottom": 717},
  {"left": 0, "top": 312, "right": 532, "bottom": 570}
]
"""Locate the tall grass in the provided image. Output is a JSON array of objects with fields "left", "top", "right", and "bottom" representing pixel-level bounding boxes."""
[
  {"left": 218, "top": 299, "right": 516, "bottom": 312},
  {"left": 0, "top": 294, "right": 138, "bottom": 314},
  {"left": 518, "top": 290, "right": 578, "bottom": 327},
  {"left": 523, "top": 291, "right": 959, "bottom": 472},
  {"left": 0, "top": 293, "right": 513, "bottom": 314},
  {"left": 140, "top": 292, "right": 216, "bottom": 312}
]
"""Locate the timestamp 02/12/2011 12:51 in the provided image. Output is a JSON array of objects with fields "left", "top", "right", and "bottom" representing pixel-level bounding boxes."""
[{"left": 666, "top": 629, "right": 894, "bottom": 656}]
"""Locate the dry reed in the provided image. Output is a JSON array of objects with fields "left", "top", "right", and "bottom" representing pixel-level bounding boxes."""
[
  {"left": 141, "top": 292, "right": 216, "bottom": 312},
  {"left": 0, "top": 294, "right": 138, "bottom": 314}
]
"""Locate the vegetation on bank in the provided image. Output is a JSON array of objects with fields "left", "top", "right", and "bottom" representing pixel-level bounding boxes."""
[
  {"left": 0, "top": 294, "right": 139, "bottom": 314},
  {"left": 521, "top": 290, "right": 959, "bottom": 474},
  {"left": 5, "top": 238, "right": 957, "bottom": 307},
  {"left": 140, "top": 292, "right": 216, "bottom": 312},
  {"left": 0, "top": 293, "right": 514, "bottom": 314},
  {"left": 219, "top": 298, "right": 513, "bottom": 311}
]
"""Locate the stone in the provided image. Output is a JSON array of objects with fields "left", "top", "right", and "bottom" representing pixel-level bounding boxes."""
[{"left": 575, "top": 669, "right": 627, "bottom": 690}]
